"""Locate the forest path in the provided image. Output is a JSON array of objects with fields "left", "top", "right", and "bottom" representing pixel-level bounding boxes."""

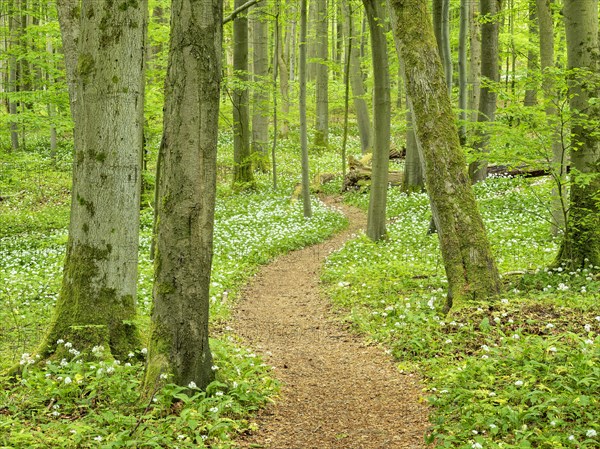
[{"left": 232, "top": 197, "right": 429, "bottom": 449}]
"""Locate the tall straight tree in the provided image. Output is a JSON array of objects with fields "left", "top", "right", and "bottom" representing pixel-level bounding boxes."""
[
  {"left": 299, "top": 0, "right": 311, "bottom": 218},
  {"left": 537, "top": 0, "right": 565, "bottom": 234},
  {"left": 432, "top": 0, "right": 452, "bottom": 92},
  {"left": 251, "top": 5, "right": 269, "bottom": 172},
  {"left": 458, "top": 0, "right": 468, "bottom": 144},
  {"left": 232, "top": 0, "right": 254, "bottom": 188},
  {"left": 342, "top": 0, "right": 371, "bottom": 154},
  {"left": 523, "top": 0, "right": 538, "bottom": 106},
  {"left": 555, "top": 0, "right": 600, "bottom": 269},
  {"left": 314, "top": 0, "right": 329, "bottom": 148},
  {"left": 389, "top": 0, "right": 502, "bottom": 311},
  {"left": 363, "top": 0, "right": 390, "bottom": 242},
  {"left": 468, "top": 0, "right": 481, "bottom": 123},
  {"left": 469, "top": 0, "right": 502, "bottom": 182},
  {"left": 145, "top": 0, "right": 222, "bottom": 391},
  {"left": 39, "top": 0, "right": 147, "bottom": 358}
]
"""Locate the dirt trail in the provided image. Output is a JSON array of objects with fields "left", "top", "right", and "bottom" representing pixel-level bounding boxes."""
[{"left": 232, "top": 197, "right": 429, "bottom": 449}]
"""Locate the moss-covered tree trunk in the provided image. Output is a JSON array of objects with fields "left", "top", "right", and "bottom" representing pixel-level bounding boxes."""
[
  {"left": 468, "top": 0, "right": 501, "bottom": 182},
  {"left": 363, "top": 0, "right": 390, "bottom": 242},
  {"left": 39, "top": 0, "right": 147, "bottom": 359},
  {"left": 144, "top": 0, "right": 222, "bottom": 391},
  {"left": 555, "top": 0, "right": 600, "bottom": 269},
  {"left": 389, "top": 0, "right": 502, "bottom": 311},
  {"left": 232, "top": 0, "right": 254, "bottom": 188}
]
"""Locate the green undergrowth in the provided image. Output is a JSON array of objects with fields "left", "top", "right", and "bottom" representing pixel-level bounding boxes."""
[
  {"left": 1, "top": 338, "right": 275, "bottom": 448},
  {"left": 1, "top": 139, "right": 349, "bottom": 447},
  {"left": 323, "top": 176, "right": 600, "bottom": 448}
]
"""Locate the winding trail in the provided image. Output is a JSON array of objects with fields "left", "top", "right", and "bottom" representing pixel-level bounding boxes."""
[{"left": 232, "top": 198, "right": 429, "bottom": 448}]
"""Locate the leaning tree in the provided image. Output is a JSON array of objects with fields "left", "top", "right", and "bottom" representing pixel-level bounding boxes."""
[{"left": 390, "top": 0, "right": 502, "bottom": 312}]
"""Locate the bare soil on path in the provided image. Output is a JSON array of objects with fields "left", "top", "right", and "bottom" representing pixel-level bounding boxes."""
[{"left": 232, "top": 197, "right": 429, "bottom": 449}]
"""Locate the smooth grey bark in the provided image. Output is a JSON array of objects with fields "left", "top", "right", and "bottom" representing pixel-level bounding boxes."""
[
  {"left": 432, "top": 0, "right": 451, "bottom": 93},
  {"left": 8, "top": 0, "right": 19, "bottom": 151},
  {"left": 387, "top": 1, "right": 423, "bottom": 192},
  {"left": 469, "top": 0, "right": 502, "bottom": 182},
  {"left": 232, "top": 0, "right": 254, "bottom": 188},
  {"left": 272, "top": 1, "right": 280, "bottom": 189},
  {"left": 341, "top": 0, "right": 352, "bottom": 176},
  {"left": 145, "top": 0, "right": 222, "bottom": 391},
  {"left": 279, "top": 6, "right": 291, "bottom": 138},
  {"left": 555, "top": 0, "right": 600, "bottom": 269},
  {"left": 403, "top": 102, "right": 424, "bottom": 191},
  {"left": 363, "top": 0, "right": 390, "bottom": 242},
  {"left": 314, "top": 0, "right": 329, "bottom": 147},
  {"left": 458, "top": 0, "right": 468, "bottom": 144},
  {"left": 299, "top": 0, "right": 312, "bottom": 218},
  {"left": 524, "top": 0, "right": 538, "bottom": 106},
  {"left": 55, "top": 0, "right": 79, "bottom": 121},
  {"left": 307, "top": 0, "right": 317, "bottom": 81},
  {"left": 40, "top": 0, "right": 147, "bottom": 359},
  {"left": 390, "top": 0, "right": 501, "bottom": 311},
  {"left": 536, "top": 0, "right": 565, "bottom": 234},
  {"left": 468, "top": 0, "right": 481, "bottom": 123},
  {"left": 251, "top": 6, "right": 269, "bottom": 172},
  {"left": 342, "top": 0, "right": 371, "bottom": 154}
]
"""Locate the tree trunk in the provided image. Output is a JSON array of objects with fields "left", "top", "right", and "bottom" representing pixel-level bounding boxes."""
[
  {"left": 232, "top": 0, "right": 254, "bottom": 188},
  {"left": 403, "top": 100, "right": 424, "bottom": 191},
  {"left": 145, "top": 0, "right": 222, "bottom": 391},
  {"left": 55, "top": 0, "right": 79, "bottom": 121},
  {"left": 523, "top": 0, "right": 538, "bottom": 106},
  {"left": 279, "top": 6, "right": 291, "bottom": 139},
  {"left": 555, "top": 0, "right": 600, "bottom": 269},
  {"left": 272, "top": 1, "right": 280, "bottom": 189},
  {"left": 40, "top": 0, "right": 147, "bottom": 359},
  {"left": 389, "top": 0, "right": 502, "bottom": 311},
  {"left": 432, "top": 0, "right": 451, "bottom": 93},
  {"left": 468, "top": 0, "right": 481, "bottom": 123},
  {"left": 251, "top": 6, "right": 269, "bottom": 172},
  {"left": 299, "top": 0, "right": 312, "bottom": 218},
  {"left": 469, "top": 0, "right": 502, "bottom": 182},
  {"left": 536, "top": 0, "right": 565, "bottom": 235},
  {"left": 314, "top": 0, "right": 329, "bottom": 148},
  {"left": 363, "top": 0, "right": 390, "bottom": 242},
  {"left": 458, "top": 0, "right": 468, "bottom": 144},
  {"left": 342, "top": 0, "right": 371, "bottom": 154},
  {"left": 8, "top": 0, "right": 19, "bottom": 151}
]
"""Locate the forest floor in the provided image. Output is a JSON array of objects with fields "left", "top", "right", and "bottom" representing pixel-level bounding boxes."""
[{"left": 232, "top": 197, "right": 429, "bottom": 449}]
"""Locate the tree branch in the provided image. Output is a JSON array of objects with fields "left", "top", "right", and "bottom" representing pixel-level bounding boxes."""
[{"left": 223, "top": 0, "right": 261, "bottom": 25}]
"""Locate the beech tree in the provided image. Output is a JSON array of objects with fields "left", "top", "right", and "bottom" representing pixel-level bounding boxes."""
[
  {"left": 314, "top": 0, "right": 329, "bottom": 148},
  {"left": 363, "top": 0, "right": 390, "bottom": 241},
  {"left": 342, "top": 0, "right": 371, "bottom": 154},
  {"left": 555, "top": 0, "right": 600, "bottom": 269},
  {"left": 390, "top": 0, "right": 502, "bottom": 311},
  {"left": 536, "top": 0, "right": 565, "bottom": 234},
  {"left": 251, "top": 6, "right": 269, "bottom": 171},
  {"left": 299, "top": 0, "right": 312, "bottom": 218},
  {"left": 145, "top": 0, "right": 222, "bottom": 391},
  {"left": 469, "top": 0, "right": 502, "bottom": 182},
  {"left": 232, "top": 0, "right": 254, "bottom": 188},
  {"left": 39, "top": 0, "right": 147, "bottom": 358}
]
